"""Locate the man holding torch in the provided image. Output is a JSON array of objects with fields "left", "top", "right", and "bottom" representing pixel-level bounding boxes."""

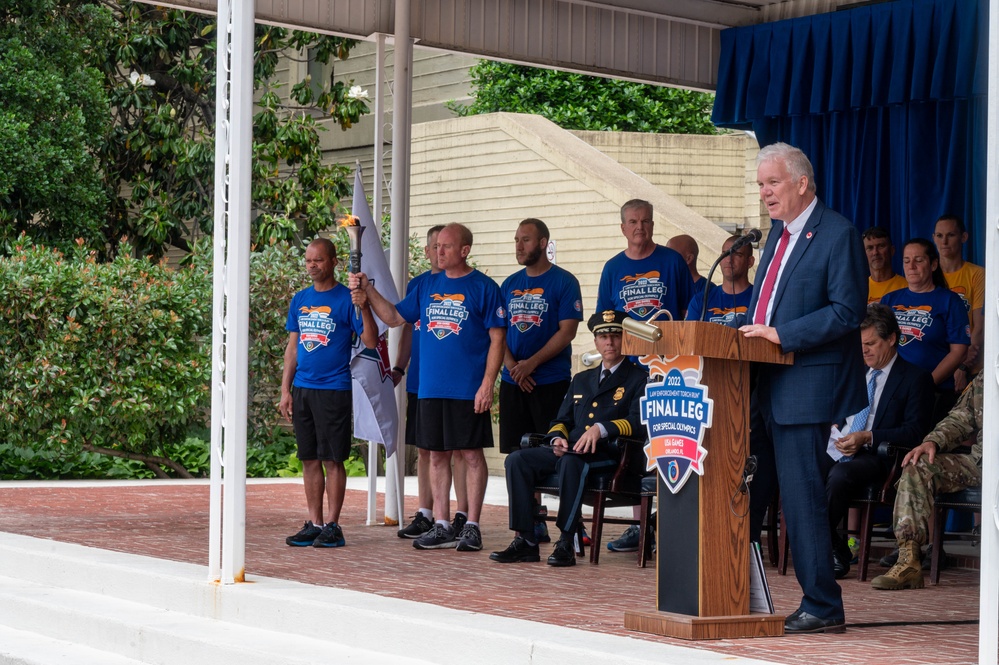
[
  {"left": 280, "top": 236, "right": 378, "bottom": 548},
  {"left": 350, "top": 223, "right": 506, "bottom": 552}
]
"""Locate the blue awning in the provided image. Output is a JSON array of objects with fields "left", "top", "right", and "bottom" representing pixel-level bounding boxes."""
[{"left": 712, "top": 0, "right": 988, "bottom": 264}]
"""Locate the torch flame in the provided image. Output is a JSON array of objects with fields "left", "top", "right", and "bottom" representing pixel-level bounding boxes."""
[{"left": 338, "top": 214, "right": 360, "bottom": 228}]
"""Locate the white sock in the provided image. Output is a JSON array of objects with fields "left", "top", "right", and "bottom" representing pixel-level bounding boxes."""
[
  {"left": 436, "top": 519, "right": 451, "bottom": 530},
  {"left": 419, "top": 508, "right": 433, "bottom": 519}
]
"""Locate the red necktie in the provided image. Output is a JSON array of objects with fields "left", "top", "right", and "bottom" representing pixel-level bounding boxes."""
[{"left": 753, "top": 228, "right": 792, "bottom": 325}]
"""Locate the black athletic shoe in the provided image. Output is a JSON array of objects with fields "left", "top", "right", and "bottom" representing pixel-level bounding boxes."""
[
  {"left": 413, "top": 523, "right": 457, "bottom": 550},
  {"left": 489, "top": 537, "right": 541, "bottom": 563},
  {"left": 398, "top": 512, "right": 433, "bottom": 539},
  {"left": 451, "top": 512, "right": 468, "bottom": 535},
  {"left": 547, "top": 536, "right": 576, "bottom": 567},
  {"left": 455, "top": 523, "right": 483, "bottom": 552},
  {"left": 607, "top": 525, "right": 640, "bottom": 552},
  {"left": 286, "top": 521, "right": 323, "bottom": 547},
  {"left": 313, "top": 522, "right": 345, "bottom": 548}
]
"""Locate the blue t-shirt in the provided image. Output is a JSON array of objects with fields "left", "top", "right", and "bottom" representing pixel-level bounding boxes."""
[
  {"left": 692, "top": 276, "right": 706, "bottom": 300},
  {"left": 500, "top": 264, "right": 583, "bottom": 386},
  {"left": 686, "top": 284, "right": 753, "bottom": 326},
  {"left": 286, "top": 283, "right": 363, "bottom": 390},
  {"left": 880, "top": 286, "right": 970, "bottom": 390},
  {"left": 596, "top": 245, "right": 694, "bottom": 321},
  {"left": 404, "top": 270, "right": 435, "bottom": 396},
  {"left": 396, "top": 269, "right": 506, "bottom": 400}
]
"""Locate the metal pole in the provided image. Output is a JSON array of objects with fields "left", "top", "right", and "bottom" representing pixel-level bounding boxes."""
[
  {"left": 386, "top": 0, "right": 413, "bottom": 525},
  {"left": 365, "top": 34, "right": 388, "bottom": 527},
  {"left": 397, "top": 25, "right": 414, "bottom": 525},
  {"left": 220, "top": 0, "right": 254, "bottom": 585},
  {"left": 979, "top": 2, "right": 998, "bottom": 661},
  {"left": 374, "top": 33, "right": 385, "bottom": 240},
  {"left": 207, "top": 0, "right": 232, "bottom": 583}
]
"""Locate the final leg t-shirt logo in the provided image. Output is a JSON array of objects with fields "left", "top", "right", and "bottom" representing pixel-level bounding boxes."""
[
  {"left": 892, "top": 305, "right": 933, "bottom": 345},
  {"left": 619, "top": 271, "right": 665, "bottom": 318},
  {"left": 298, "top": 305, "right": 336, "bottom": 352},
  {"left": 426, "top": 293, "right": 469, "bottom": 339},
  {"left": 705, "top": 306, "right": 747, "bottom": 326},
  {"left": 509, "top": 288, "right": 549, "bottom": 333}
]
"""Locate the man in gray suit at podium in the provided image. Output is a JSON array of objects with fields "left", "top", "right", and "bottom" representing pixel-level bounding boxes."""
[{"left": 738, "top": 143, "right": 867, "bottom": 634}]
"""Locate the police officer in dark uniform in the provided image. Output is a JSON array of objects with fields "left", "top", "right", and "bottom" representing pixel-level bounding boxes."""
[{"left": 490, "top": 310, "right": 647, "bottom": 567}]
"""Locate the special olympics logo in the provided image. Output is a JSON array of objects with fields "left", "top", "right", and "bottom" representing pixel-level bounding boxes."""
[
  {"left": 426, "top": 293, "right": 469, "bottom": 339},
  {"left": 639, "top": 360, "right": 712, "bottom": 495}
]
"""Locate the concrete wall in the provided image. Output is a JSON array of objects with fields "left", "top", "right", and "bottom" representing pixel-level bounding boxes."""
[
  {"left": 408, "top": 113, "right": 744, "bottom": 319},
  {"left": 572, "top": 130, "right": 762, "bottom": 233}
]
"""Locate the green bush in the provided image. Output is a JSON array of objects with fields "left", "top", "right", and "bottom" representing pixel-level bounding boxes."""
[
  {"left": 1, "top": 229, "right": 430, "bottom": 479},
  {"left": 0, "top": 239, "right": 211, "bottom": 478}
]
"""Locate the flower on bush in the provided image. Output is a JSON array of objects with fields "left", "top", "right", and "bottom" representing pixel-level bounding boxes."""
[{"left": 128, "top": 70, "right": 156, "bottom": 87}]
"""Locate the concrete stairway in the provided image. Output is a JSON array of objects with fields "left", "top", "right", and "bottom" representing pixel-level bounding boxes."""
[
  {"left": 0, "top": 533, "right": 430, "bottom": 665},
  {"left": 0, "top": 531, "right": 769, "bottom": 665}
]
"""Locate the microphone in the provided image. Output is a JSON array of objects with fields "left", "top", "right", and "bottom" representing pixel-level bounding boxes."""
[
  {"left": 698, "top": 229, "right": 761, "bottom": 322},
  {"left": 724, "top": 228, "right": 762, "bottom": 256}
]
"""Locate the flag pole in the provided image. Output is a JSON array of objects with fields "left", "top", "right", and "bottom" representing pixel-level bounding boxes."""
[{"left": 349, "top": 163, "right": 400, "bottom": 527}]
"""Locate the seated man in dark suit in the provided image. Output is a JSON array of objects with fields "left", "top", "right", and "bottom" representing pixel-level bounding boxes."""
[
  {"left": 490, "top": 310, "right": 646, "bottom": 567},
  {"left": 825, "top": 303, "right": 935, "bottom": 578}
]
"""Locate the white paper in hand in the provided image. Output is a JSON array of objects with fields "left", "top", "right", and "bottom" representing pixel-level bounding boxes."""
[{"left": 826, "top": 425, "right": 845, "bottom": 462}]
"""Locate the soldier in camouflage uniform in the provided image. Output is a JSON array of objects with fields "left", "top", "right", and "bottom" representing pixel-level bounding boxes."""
[{"left": 871, "top": 373, "right": 983, "bottom": 590}]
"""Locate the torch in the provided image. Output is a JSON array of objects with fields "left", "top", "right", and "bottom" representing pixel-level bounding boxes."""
[{"left": 339, "top": 214, "right": 364, "bottom": 317}]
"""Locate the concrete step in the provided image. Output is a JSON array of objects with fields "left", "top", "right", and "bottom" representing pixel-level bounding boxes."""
[
  {"left": 0, "top": 574, "right": 428, "bottom": 665},
  {"left": 0, "top": 625, "right": 146, "bottom": 665},
  {"left": 0, "top": 532, "right": 775, "bottom": 665}
]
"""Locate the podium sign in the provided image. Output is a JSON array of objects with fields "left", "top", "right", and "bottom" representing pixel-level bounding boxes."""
[
  {"left": 622, "top": 321, "right": 791, "bottom": 640},
  {"left": 640, "top": 357, "right": 712, "bottom": 495}
]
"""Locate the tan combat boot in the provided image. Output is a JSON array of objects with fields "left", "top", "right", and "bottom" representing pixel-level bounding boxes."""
[{"left": 871, "top": 540, "right": 924, "bottom": 590}]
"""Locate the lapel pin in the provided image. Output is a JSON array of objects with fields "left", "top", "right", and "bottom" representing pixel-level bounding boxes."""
[{"left": 806, "top": 231, "right": 813, "bottom": 239}]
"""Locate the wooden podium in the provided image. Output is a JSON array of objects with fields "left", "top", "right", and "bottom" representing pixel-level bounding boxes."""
[{"left": 621, "top": 320, "right": 792, "bottom": 640}]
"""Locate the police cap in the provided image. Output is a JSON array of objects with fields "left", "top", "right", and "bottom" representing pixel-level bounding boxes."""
[{"left": 588, "top": 310, "right": 627, "bottom": 335}]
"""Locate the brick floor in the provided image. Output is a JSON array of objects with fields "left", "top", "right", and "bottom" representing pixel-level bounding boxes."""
[{"left": 0, "top": 481, "right": 985, "bottom": 665}]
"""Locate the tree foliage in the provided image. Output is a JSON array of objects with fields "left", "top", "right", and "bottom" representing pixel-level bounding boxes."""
[
  {"left": 0, "top": 0, "right": 370, "bottom": 258},
  {"left": 447, "top": 60, "right": 717, "bottom": 135},
  {"left": 0, "top": 0, "right": 112, "bottom": 251},
  {"left": 101, "top": 2, "right": 370, "bottom": 257}
]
